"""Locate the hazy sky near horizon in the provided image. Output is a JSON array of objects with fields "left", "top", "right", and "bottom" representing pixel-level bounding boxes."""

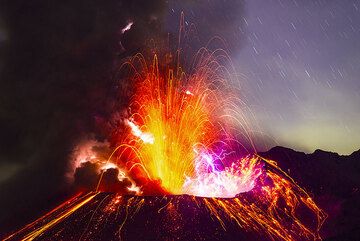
[
  {"left": 235, "top": 0, "right": 360, "bottom": 154},
  {"left": 174, "top": 0, "right": 360, "bottom": 155}
]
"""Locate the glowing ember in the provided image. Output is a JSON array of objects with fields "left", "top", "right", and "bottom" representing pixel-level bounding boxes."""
[
  {"left": 127, "top": 183, "right": 142, "bottom": 195},
  {"left": 121, "top": 21, "right": 133, "bottom": 34}
]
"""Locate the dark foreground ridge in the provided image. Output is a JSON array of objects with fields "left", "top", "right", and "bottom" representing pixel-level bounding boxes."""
[
  {"left": 3, "top": 146, "right": 360, "bottom": 241},
  {"left": 259, "top": 146, "right": 360, "bottom": 240}
]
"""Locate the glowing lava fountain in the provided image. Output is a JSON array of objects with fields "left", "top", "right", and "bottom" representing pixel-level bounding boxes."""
[
  {"left": 94, "top": 48, "right": 327, "bottom": 240},
  {"left": 105, "top": 49, "right": 261, "bottom": 197}
]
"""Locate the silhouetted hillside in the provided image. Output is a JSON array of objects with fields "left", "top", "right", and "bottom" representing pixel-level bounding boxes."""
[{"left": 260, "top": 147, "right": 360, "bottom": 240}]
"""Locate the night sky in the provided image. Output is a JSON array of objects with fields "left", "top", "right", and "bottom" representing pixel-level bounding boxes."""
[
  {"left": 165, "top": 0, "right": 360, "bottom": 155},
  {"left": 235, "top": 0, "right": 360, "bottom": 155},
  {"left": 0, "top": 0, "right": 359, "bottom": 235}
]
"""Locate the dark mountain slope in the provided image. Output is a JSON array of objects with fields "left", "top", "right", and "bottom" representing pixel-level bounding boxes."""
[{"left": 260, "top": 147, "right": 360, "bottom": 240}]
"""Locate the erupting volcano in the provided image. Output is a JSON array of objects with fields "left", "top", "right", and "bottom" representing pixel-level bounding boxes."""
[
  {"left": 5, "top": 16, "right": 327, "bottom": 241},
  {"left": 104, "top": 49, "right": 264, "bottom": 198}
]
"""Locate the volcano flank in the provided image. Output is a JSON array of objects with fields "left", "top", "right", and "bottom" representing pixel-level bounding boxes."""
[{"left": 3, "top": 147, "right": 359, "bottom": 241}]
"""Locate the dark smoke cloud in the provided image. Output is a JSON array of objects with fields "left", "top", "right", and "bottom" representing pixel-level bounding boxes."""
[
  {"left": 73, "top": 162, "right": 100, "bottom": 191},
  {"left": 0, "top": 0, "right": 245, "bottom": 235},
  {"left": 0, "top": 0, "right": 167, "bottom": 234},
  {"left": 97, "top": 168, "right": 132, "bottom": 193},
  {"left": 73, "top": 163, "right": 134, "bottom": 194}
]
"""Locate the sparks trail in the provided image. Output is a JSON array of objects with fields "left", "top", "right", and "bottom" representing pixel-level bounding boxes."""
[
  {"left": 108, "top": 49, "right": 253, "bottom": 195},
  {"left": 4, "top": 192, "right": 97, "bottom": 241}
]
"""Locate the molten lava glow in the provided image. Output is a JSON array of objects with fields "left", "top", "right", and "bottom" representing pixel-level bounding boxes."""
[
  {"left": 126, "top": 119, "right": 155, "bottom": 144},
  {"left": 183, "top": 152, "right": 262, "bottom": 198},
  {"left": 127, "top": 183, "right": 142, "bottom": 195},
  {"left": 114, "top": 54, "right": 263, "bottom": 198},
  {"left": 121, "top": 21, "right": 133, "bottom": 34},
  {"left": 114, "top": 54, "right": 228, "bottom": 194}
]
